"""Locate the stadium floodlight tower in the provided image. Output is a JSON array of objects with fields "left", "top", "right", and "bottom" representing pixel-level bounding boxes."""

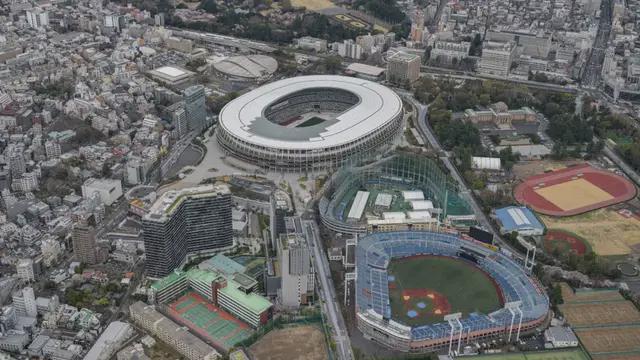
[
  {"left": 505, "top": 300, "right": 523, "bottom": 343},
  {"left": 444, "top": 312, "right": 463, "bottom": 356}
]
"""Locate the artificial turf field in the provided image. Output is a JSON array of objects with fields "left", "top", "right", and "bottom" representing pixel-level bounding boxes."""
[
  {"left": 387, "top": 255, "right": 503, "bottom": 326},
  {"left": 474, "top": 349, "right": 589, "bottom": 360}
]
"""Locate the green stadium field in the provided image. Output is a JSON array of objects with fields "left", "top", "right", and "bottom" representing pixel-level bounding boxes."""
[
  {"left": 388, "top": 255, "right": 503, "bottom": 326},
  {"left": 474, "top": 349, "right": 589, "bottom": 360},
  {"left": 168, "top": 292, "right": 253, "bottom": 351}
]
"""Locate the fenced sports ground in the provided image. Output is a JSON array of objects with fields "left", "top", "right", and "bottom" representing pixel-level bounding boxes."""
[
  {"left": 514, "top": 164, "right": 636, "bottom": 216},
  {"left": 387, "top": 255, "right": 503, "bottom": 326},
  {"left": 166, "top": 292, "right": 253, "bottom": 351}
]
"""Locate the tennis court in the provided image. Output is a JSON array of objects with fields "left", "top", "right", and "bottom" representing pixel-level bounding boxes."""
[{"left": 168, "top": 292, "right": 253, "bottom": 351}]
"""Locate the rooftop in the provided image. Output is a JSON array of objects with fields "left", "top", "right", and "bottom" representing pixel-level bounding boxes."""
[
  {"left": 218, "top": 75, "right": 402, "bottom": 150},
  {"left": 145, "top": 184, "right": 230, "bottom": 220}
]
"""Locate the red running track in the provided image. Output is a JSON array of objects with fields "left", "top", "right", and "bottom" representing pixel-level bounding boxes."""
[{"left": 514, "top": 164, "right": 637, "bottom": 216}]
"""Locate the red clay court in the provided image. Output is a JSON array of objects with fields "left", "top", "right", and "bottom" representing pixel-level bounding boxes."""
[
  {"left": 544, "top": 230, "right": 589, "bottom": 255},
  {"left": 514, "top": 164, "right": 637, "bottom": 216}
]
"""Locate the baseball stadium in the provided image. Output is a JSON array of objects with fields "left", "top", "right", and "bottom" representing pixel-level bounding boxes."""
[
  {"left": 355, "top": 231, "right": 549, "bottom": 353},
  {"left": 319, "top": 153, "right": 476, "bottom": 234},
  {"left": 216, "top": 75, "right": 403, "bottom": 172},
  {"left": 514, "top": 164, "right": 636, "bottom": 216}
]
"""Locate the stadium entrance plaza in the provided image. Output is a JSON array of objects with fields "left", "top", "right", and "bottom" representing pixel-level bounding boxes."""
[{"left": 158, "top": 127, "right": 313, "bottom": 200}]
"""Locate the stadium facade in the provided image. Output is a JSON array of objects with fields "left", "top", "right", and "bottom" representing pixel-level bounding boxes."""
[
  {"left": 143, "top": 185, "right": 233, "bottom": 278},
  {"left": 216, "top": 75, "right": 403, "bottom": 171},
  {"left": 355, "top": 231, "right": 549, "bottom": 353},
  {"left": 319, "top": 154, "right": 476, "bottom": 234}
]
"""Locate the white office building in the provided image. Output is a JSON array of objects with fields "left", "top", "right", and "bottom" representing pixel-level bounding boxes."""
[
  {"left": 81, "top": 178, "right": 123, "bottom": 206},
  {"left": 478, "top": 41, "right": 517, "bottom": 78}
]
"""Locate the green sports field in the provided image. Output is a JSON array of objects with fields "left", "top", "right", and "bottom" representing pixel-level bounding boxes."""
[
  {"left": 474, "top": 349, "right": 589, "bottom": 360},
  {"left": 388, "top": 256, "right": 503, "bottom": 326}
]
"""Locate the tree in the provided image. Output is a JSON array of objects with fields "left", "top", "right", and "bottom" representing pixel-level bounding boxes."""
[
  {"left": 550, "top": 284, "right": 563, "bottom": 307},
  {"left": 498, "top": 146, "right": 520, "bottom": 171},
  {"left": 323, "top": 56, "right": 342, "bottom": 74},
  {"left": 199, "top": 0, "right": 218, "bottom": 13},
  {"left": 469, "top": 33, "right": 482, "bottom": 56}
]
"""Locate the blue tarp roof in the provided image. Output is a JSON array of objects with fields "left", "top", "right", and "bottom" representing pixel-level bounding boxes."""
[{"left": 495, "top": 206, "right": 544, "bottom": 231}]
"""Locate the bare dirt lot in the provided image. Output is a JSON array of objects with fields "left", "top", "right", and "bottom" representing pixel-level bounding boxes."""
[
  {"left": 540, "top": 209, "right": 640, "bottom": 256},
  {"left": 512, "top": 160, "right": 581, "bottom": 181},
  {"left": 290, "top": 0, "right": 336, "bottom": 10},
  {"left": 249, "top": 325, "right": 328, "bottom": 360}
]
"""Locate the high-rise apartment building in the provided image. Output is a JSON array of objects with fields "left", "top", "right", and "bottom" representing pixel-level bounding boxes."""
[
  {"left": 25, "top": 8, "right": 49, "bottom": 29},
  {"left": 9, "top": 149, "right": 25, "bottom": 179},
  {"left": 387, "top": 52, "right": 421, "bottom": 85},
  {"left": 172, "top": 106, "right": 188, "bottom": 139},
  {"left": 72, "top": 216, "right": 99, "bottom": 265},
  {"left": 184, "top": 85, "right": 206, "bottom": 132},
  {"left": 143, "top": 184, "right": 233, "bottom": 278}
]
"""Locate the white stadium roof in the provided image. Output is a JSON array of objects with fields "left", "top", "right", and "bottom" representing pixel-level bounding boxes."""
[
  {"left": 213, "top": 55, "right": 278, "bottom": 79},
  {"left": 472, "top": 156, "right": 501, "bottom": 170},
  {"left": 218, "top": 75, "right": 403, "bottom": 150},
  {"left": 154, "top": 66, "right": 186, "bottom": 78}
]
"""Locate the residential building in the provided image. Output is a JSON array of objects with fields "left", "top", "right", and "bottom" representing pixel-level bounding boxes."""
[
  {"left": 26, "top": 8, "right": 49, "bottom": 29},
  {"left": 71, "top": 216, "right": 99, "bottom": 265},
  {"left": 387, "top": 52, "right": 421, "bottom": 85},
  {"left": 431, "top": 41, "right": 471, "bottom": 64},
  {"left": 172, "top": 106, "right": 188, "bottom": 139},
  {"left": 129, "top": 302, "right": 220, "bottom": 360},
  {"left": 44, "top": 141, "right": 62, "bottom": 159},
  {"left": 16, "top": 259, "right": 35, "bottom": 282},
  {"left": 143, "top": 184, "right": 233, "bottom": 278},
  {"left": 12, "top": 287, "right": 37, "bottom": 318},
  {"left": 336, "top": 40, "right": 362, "bottom": 59}
]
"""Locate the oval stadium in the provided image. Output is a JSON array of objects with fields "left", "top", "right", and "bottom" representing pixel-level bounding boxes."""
[
  {"left": 216, "top": 75, "right": 403, "bottom": 171},
  {"left": 355, "top": 231, "right": 549, "bottom": 353}
]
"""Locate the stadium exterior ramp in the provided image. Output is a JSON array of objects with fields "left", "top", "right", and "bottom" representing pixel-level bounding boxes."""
[{"left": 355, "top": 231, "right": 549, "bottom": 353}]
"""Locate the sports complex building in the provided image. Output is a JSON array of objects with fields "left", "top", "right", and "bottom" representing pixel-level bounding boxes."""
[
  {"left": 355, "top": 231, "right": 549, "bottom": 353},
  {"left": 216, "top": 75, "right": 403, "bottom": 171},
  {"left": 149, "top": 262, "right": 273, "bottom": 352},
  {"left": 319, "top": 154, "right": 476, "bottom": 234}
]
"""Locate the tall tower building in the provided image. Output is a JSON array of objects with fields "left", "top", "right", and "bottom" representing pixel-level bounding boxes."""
[
  {"left": 25, "top": 8, "right": 49, "bottom": 29},
  {"left": 277, "top": 217, "right": 314, "bottom": 308},
  {"left": 172, "top": 106, "right": 188, "bottom": 139},
  {"left": 9, "top": 149, "right": 26, "bottom": 179},
  {"left": 143, "top": 184, "right": 233, "bottom": 278},
  {"left": 184, "top": 85, "right": 206, "bottom": 132},
  {"left": 410, "top": 10, "right": 425, "bottom": 43},
  {"left": 72, "top": 216, "right": 98, "bottom": 265}
]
